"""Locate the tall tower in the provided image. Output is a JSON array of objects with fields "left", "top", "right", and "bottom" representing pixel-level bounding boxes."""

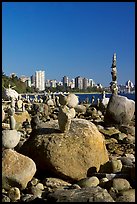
[
  {"left": 110, "top": 53, "right": 118, "bottom": 94},
  {"left": 35, "top": 70, "right": 45, "bottom": 91}
]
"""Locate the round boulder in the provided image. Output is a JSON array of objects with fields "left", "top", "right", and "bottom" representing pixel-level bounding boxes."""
[
  {"left": 2, "top": 130, "right": 21, "bottom": 149},
  {"left": 19, "top": 119, "right": 109, "bottom": 182}
]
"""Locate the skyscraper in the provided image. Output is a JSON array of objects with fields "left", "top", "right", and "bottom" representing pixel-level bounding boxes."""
[
  {"left": 75, "top": 76, "right": 83, "bottom": 89},
  {"left": 35, "top": 70, "right": 45, "bottom": 91}
]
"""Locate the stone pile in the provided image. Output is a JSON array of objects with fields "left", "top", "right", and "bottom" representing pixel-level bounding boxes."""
[{"left": 2, "top": 93, "right": 135, "bottom": 202}]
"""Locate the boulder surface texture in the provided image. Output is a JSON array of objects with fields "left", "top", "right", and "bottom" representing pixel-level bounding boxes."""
[{"left": 19, "top": 119, "right": 109, "bottom": 182}]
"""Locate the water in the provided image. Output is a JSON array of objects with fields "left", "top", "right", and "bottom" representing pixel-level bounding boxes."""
[
  {"left": 76, "top": 93, "right": 135, "bottom": 103},
  {"left": 23, "top": 92, "right": 135, "bottom": 103}
]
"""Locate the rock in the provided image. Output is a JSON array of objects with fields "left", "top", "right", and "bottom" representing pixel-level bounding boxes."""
[
  {"left": 19, "top": 119, "right": 109, "bottom": 182},
  {"left": 46, "top": 186, "right": 114, "bottom": 202},
  {"left": 99, "top": 159, "right": 122, "bottom": 174},
  {"left": 104, "top": 94, "right": 135, "bottom": 126},
  {"left": 10, "top": 115, "right": 16, "bottom": 130},
  {"left": 3, "top": 87, "right": 19, "bottom": 100},
  {"left": 58, "top": 106, "right": 75, "bottom": 133},
  {"left": 29, "top": 186, "right": 43, "bottom": 198},
  {"left": 74, "top": 104, "right": 87, "bottom": 115},
  {"left": 59, "top": 94, "right": 68, "bottom": 106},
  {"left": 2, "top": 106, "right": 5, "bottom": 122},
  {"left": 2, "top": 129, "right": 21, "bottom": 149},
  {"left": 119, "top": 156, "right": 133, "bottom": 166},
  {"left": 111, "top": 178, "right": 131, "bottom": 191},
  {"left": 77, "top": 176, "right": 99, "bottom": 188},
  {"left": 2, "top": 194, "right": 11, "bottom": 202},
  {"left": 8, "top": 187, "right": 21, "bottom": 201},
  {"left": 47, "top": 99, "right": 54, "bottom": 107},
  {"left": 66, "top": 93, "right": 79, "bottom": 108},
  {"left": 14, "top": 111, "right": 31, "bottom": 127},
  {"left": 2, "top": 149, "right": 36, "bottom": 190},
  {"left": 42, "top": 177, "right": 71, "bottom": 189},
  {"left": 99, "top": 128, "right": 120, "bottom": 137},
  {"left": 119, "top": 125, "right": 135, "bottom": 136},
  {"left": 17, "top": 99, "right": 23, "bottom": 110},
  {"left": 116, "top": 189, "right": 135, "bottom": 202}
]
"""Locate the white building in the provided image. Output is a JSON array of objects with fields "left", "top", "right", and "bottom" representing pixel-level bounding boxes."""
[{"left": 35, "top": 70, "right": 45, "bottom": 91}]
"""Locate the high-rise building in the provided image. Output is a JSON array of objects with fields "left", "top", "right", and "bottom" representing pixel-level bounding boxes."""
[
  {"left": 63, "top": 76, "right": 69, "bottom": 87},
  {"left": 35, "top": 70, "right": 45, "bottom": 91},
  {"left": 83, "top": 78, "right": 88, "bottom": 89},
  {"left": 75, "top": 76, "right": 83, "bottom": 89}
]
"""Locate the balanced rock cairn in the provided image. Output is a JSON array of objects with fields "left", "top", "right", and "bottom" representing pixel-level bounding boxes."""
[
  {"left": 110, "top": 53, "right": 118, "bottom": 94},
  {"left": 58, "top": 93, "right": 79, "bottom": 133}
]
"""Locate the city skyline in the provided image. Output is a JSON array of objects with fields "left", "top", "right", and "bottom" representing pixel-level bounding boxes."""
[{"left": 2, "top": 2, "right": 135, "bottom": 87}]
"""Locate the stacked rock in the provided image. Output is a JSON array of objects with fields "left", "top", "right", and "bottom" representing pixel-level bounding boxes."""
[{"left": 58, "top": 93, "right": 79, "bottom": 133}]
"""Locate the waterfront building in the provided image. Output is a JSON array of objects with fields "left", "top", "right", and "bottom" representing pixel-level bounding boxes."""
[
  {"left": 83, "top": 77, "right": 88, "bottom": 89},
  {"left": 31, "top": 75, "right": 35, "bottom": 86},
  {"left": 88, "top": 79, "right": 95, "bottom": 87},
  {"left": 75, "top": 76, "right": 83, "bottom": 89},
  {"left": 20, "top": 75, "right": 29, "bottom": 83},
  {"left": 50, "top": 80, "right": 57, "bottom": 88},
  {"left": 26, "top": 77, "right": 31, "bottom": 87},
  {"left": 35, "top": 70, "right": 45, "bottom": 91},
  {"left": 63, "top": 76, "right": 69, "bottom": 87},
  {"left": 70, "top": 78, "right": 75, "bottom": 89}
]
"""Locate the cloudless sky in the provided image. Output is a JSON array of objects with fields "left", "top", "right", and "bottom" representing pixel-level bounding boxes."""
[{"left": 2, "top": 2, "right": 135, "bottom": 86}]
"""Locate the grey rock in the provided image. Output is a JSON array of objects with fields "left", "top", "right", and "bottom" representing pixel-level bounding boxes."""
[
  {"left": 47, "top": 186, "right": 114, "bottom": 202},
  {"left": 2, "top": 129, "right": 21, "bottom": 149},
  {"left": 116, "top": 189, "right": 135, "bottom": 202},
  {"left": 104, "top": 94, "right": 135, "bottom": 126},
  {"left": 77, "top": 176, "right": 99, "bottom": 188},
  {"left": 111, "top": 178, "right": 131, "bottom": 191},
  {"left": 2, "top": 194, "right": 11, "bottom": 202}
]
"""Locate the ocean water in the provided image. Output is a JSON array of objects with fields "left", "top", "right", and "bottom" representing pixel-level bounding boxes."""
[
  {"left": 76, "top": 93, "right": 135, "bottom": 104},
  {"left": 24, "top": 92, "right": 135, "bottom": 103}
]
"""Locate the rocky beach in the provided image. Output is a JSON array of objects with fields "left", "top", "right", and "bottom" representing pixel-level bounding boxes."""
[{"left": 2, "top": 89, "right": 135, "bottom": 202}]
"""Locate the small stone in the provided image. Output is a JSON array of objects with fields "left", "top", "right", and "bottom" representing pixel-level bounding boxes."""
[
  {"left": 77, "top": 176, "right": 99, "bottom": 188},
  {"left": 8, "top": 187, "right": 20, "bottom": 201},
  {"left": 112, "top": 178, "right": 131, "bottom": 191},
  {"left": 2, "top": 194, "right": 11, "bottom": 202},
  {"left": 116, "top": 189, "right": 135, "bottom": 202}
]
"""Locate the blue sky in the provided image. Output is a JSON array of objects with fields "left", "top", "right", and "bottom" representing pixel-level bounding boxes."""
[{"left": 2, "top": 2, "right": 135, "bottom": 86}]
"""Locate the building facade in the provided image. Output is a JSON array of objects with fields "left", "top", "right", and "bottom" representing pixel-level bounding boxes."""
[{"left": 35, "top": 70, "right": 45, "bottom": 91}]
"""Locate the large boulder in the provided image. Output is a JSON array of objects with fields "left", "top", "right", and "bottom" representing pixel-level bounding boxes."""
[
  {"left": 2, "top": 149, "right": 36, "bottom": 190},
  {"left": 19, "top": 119, "right": 109, "bottom": 182},
  {"left": 104, "top": 94, "right": 135, "bottom": 126}
]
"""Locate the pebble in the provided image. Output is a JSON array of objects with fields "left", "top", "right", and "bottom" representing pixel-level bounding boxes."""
[
  {"left": 2, "top": 194, "right": 11, "bottom": 202},
  {"left": 77, "top": 176, "right": 99, "bottom": 188},
  {"left": 111, "top": 178, "right": 131, "bottom": 191},
  {"left": 8, "top": 187, "right": 21, "bottom": 201}
]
